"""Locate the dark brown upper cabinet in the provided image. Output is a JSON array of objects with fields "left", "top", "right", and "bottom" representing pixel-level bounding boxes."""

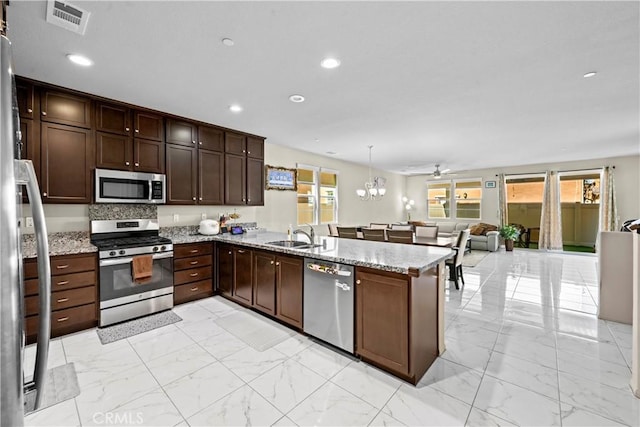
[
  {"left": 40, "top": 90, "right": 92, "bottom": 129},
  {"left": 225, "top": 132, "right": 246, "bottom": 155},
  {"left": 224, "top": 133, "right": 264, "bottom": 206},
  {"left": 247, "top": 136, "right": 264, "bottom": 159},
  {"left": 199, "top": 150, "right": 224, "bottom": 204},
  {"left": 246, "top": 157, "right": 264, "bottom": 206},
  {"left": 133, "top": 111, "right": 164, "bottom": 141},
  {"left": 224, "top": 153, "right": 246, "bottom": 205},
  {"left": 135, "top": 139, "right": 164, "bottom": 174},
  {"left": 95, "top": 102, "right": 131, "bottom": 135},
  {"left": 198, "top": 125, "right": 224, "bottom": 152},
  {"left": 16, "top": 79, "right": 35, "bottom": 120},
  {"left": 166, "top": 119, "right": 197, "bottom": 147},
  {"left": 166, "top": 144, "right": 198, "bottom": 204},
  {"left": 96, "top": 132, "right": 133, "bottom": 170}
]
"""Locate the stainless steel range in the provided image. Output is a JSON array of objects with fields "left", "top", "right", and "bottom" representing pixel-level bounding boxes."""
[{"left": 91, "top": 219, "right": 174, "bottom": 326}]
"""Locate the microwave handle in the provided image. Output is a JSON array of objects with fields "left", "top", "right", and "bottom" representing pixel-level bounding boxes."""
[
  {"left": 99, "top": 251, "right": 174, "bottom": 267},
  {"left": 148, "top": 180, "right": 152, "bottom": 201}
]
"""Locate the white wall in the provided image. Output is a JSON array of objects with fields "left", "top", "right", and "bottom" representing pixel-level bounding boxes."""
[
  {"left": 406, "top": 155, "right": 640, "bottom": 226},
  {"left": 23, "top": 142, "right": 406, "bottom": 234}
]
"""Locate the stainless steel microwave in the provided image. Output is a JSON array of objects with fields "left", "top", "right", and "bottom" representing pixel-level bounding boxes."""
[{"left": 95, "top": 169, "right": 166, "bottom": 204}]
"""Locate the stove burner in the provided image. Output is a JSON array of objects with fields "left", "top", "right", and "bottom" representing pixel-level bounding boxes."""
[{"left": 92, "top": 236, "right": 172, "bottom": 251}]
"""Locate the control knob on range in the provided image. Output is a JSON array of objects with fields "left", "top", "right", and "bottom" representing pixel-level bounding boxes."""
[
  {"left": 161, "top": 245, "right": 167, "bottom": 251},
  {"left": 153, "top": 246, "right": 159, "bottom": 252},
  {"left": 119, "top": 250, "right": 126, "bottom": 255},
  {"left": 109, "top": 251, "right": 116, "bottom": 257}
]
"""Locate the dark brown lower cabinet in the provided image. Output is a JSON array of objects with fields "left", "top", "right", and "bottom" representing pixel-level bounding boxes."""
[
  {"left": 355, "top": 264, "right": 443, "bottom": 384},
  {"left": 253, "top": 251, "right": 277, "bottom": 316},
  {"left": 218, "top": 244, "right": 233, "bottom": 297},
  {"left": 275, "top": 255, "right": 303, "bottom": 328},
  {"left": 232, "top": 247, "right": 253, "bottom": 305},
  {"left": 173, "top": 243, "right": 213, "bottom": 305}
]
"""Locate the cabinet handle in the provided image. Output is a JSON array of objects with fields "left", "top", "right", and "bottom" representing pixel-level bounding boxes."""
[
  {"left": 356, "top": 280, "right": 361, "bottom": 285},
  {"left": 199, "top": 141, "right": 202, "bottom": 145},
  {"left": 238, "top": 250, "right": 246, "bottom": 254},
  {"left": 41, "top": 111, "right": 47, "bottom": 116},
  {"left": 57, "top": 317, "right": 69, "bottom": 322},
  {"left": 190, "top": 287, "right": 199, "bottom": 292},
  {"left": 125, "top": 127, "right": 130, "bottom": 132},
  {"left": 125, "top": 161, "right": 130, "bottom": 166},
  {"left": 56, "top": 280, "right": 69, "bottom": 286},
  {"left": 27, "top": 108, "right": 33, "bottom": 113},
  {"left": 190, "top": 261, "right": 198, "bottom": 265},
  {"left": 189, "top": 273, "right": 199, "bottom": 277},
  {"left": 189, "top": 250, "right": 199, "bottom": 253},
  {"left": 135, "top": 162, "right": 140, "bottom": 167},
  {"left": 56, "top": 298, "right": 69, "bottom": 303},
  {"left": 270, "top": 260, "right": 274, "bottom": 265},
  {"left": 275, "top": 262, "right": 280, "bottom": 266},
  {"left": 56, "top": 264, "right": 69, "bottom": 270},
  {"left": 135, "top": 129, "right": 139, "bottom": 133}
]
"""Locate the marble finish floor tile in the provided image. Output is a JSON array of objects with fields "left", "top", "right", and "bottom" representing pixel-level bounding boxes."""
[
  {"left": 72, "top": 343, "right": 145, "bottom": 389},
  {"left": 291, "top": 343, "right": 353, "bottom": 379},
  {"left": 24, "top": 397, "right": 80, "bottom": 427},
  {"left": 129, "top": 327, "right": 195, "bottom": 363},
  {"left": 441, "top": 338, "right": 493, "bottom": 372},
  {"left": 556, "top": 333, "right": 627, "bottom": 367},
  {"left": 493, "top": 332, "right": 558, "bottom": 369},
  {"left": 465, "top": 407, "right": 516, "bottom": 427},
  {"left": 369, "top": 411, "right": 407, "bottom": 426},
  {"left": 330, "top": 361, "right": 402, "bottom": 409},
  {"left": 560, "top": 403, "right": 627, "bottom": 426},
  {"left": 485, "top": 351, "right": 559, "bottom": 400},
  {"left": 557, "top": 349, "right": 632, "bottom": 391},
  {"left": 418, "top": 358, "right": 483, "bottom": 405},
  {"left": 145, "top": 343, "right": 216, "bottom": 386},
  {"left": 287, "top": 382, "right": 378, "bottom": 427},
  {"left": 198, "top": 329, "right": 249, "bottom": 360},
  {"left": 221, "top": 346, "right": 288, "bottom": 382}
]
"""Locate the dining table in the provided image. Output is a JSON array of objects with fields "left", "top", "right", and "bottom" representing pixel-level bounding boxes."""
[{"left": 412, "top": 236, "right": 455, "bottom": 248}]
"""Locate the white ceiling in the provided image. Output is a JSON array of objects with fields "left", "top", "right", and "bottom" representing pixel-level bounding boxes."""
[{"left": 7, "top": 1, "right": 639, "bottom": 175}]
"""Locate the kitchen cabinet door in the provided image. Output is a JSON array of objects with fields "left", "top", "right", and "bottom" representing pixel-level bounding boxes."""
[
  {"left": 16, "top": 79, "right": 35, "bottom": 119},
  {"left": 198, "top": 125, "right": 224, "bottom": 152},
  {"left": 246, "top": 136, "right": 264, "bottom": 159},
  {"left": 356, "top": 269, "right": 410, "bottom": 376},
  {"left": 95, "top": 102, "right": 131, "bottom": 135},
  {"left": 40, "top": 122, "right": 93, "bottom": 203},
  {"left": 225, "top": 132, "right": 246, "bottom": 155},
  {"left": 96, "top": 132, "right": 133, "bottom": 170},
  {"left": 246, "top": 157, "right": 264, "bottom": 206},
  {"left": 19, "top": 119, "right": 40, "bottom": 203},
  {"left": 133, "top": 111, "right": 164, "bottom": 141},
  {"left": 166, "top": 119, "right": 197, "bottom": 147},
  {"left": 40, "top": 90, "right": 92, "bottom": 129},
  {"left": 218, "top": 245, "right": 233, "bottom": 297},
  {"left": 276, "top": 255, "right": 303, "bottom": 329},
  {"left": 233, "top": 247, "right": 253, "bottom": 305},
  {"left": 253, "top": 251, "right": 276, "bottom": 316},
  {"left": 166, "top": 144, "right": 197, "bottom": 204},
  {"left": 224, "top": 153, "right": 246, "bottom": 205},
  {"left": 198, "top": 149, "right": 224, "bottom": 205},
  {"left": 134, "top": 138, "right": 165, "bottom": 173}
]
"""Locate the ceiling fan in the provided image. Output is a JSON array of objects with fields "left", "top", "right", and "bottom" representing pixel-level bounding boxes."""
[{"left": 429, "top": 164, "right": 455, "bottom": 179}]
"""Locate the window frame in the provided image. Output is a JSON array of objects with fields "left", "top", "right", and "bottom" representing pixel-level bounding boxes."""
[
  {"left": 296, "top": 164, "right": 339, "bottom": 226},
  {"left": 426, "top": 180, "right": 452, "bottom": 220},
  {"left": 426, "top": 178, "right": 483, "bottom": 220}
]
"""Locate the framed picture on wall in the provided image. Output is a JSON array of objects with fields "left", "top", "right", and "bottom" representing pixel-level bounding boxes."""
[
  {"left": 485, "top": 181, "right": 496, "bottom": 188},
  {"left": 265, "top": 165, "right": 297, "bottom": 191}
]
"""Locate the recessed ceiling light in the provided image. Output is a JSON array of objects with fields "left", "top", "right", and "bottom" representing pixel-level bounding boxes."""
[
  {"left": 66, "top": 54, "right": 93, "bottom": 66},
  {"left": 229, "top": 104, "right": 243, "bottom": 113},
  {"left": 583, "top": 71, "right": 597, "bottom": 78},
  {"left": 289, "top": 94, "right": 305, "bottom": 103},
  {"left": 222, "top": 38, "right": 234, "bottom": 46},
  {"left": 321, "top": 57, "right": 341, "bottom": 69}
]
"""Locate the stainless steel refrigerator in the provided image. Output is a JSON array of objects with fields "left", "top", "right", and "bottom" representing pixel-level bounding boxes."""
[{"left": 1, "top": 33, "right": 52, "bottom": 425}]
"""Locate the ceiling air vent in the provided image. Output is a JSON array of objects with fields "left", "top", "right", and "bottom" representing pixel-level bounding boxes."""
[{"left": 45, "top": 1, "right": 90, "bottom": 35}]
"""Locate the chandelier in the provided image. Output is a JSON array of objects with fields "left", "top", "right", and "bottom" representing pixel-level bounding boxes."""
[{"left": 356, "top": 145, "right": 386, "bottom": 200}]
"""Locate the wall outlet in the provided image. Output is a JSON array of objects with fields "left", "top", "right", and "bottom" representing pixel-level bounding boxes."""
[
  {"left": 201, "top": 213, "right": 207, "bottom": 220},
  {"left": 25, "top": 217, "right": 33, "bottom": 227},
  {"left": 173, "top": 214, "right": 179, "bottom": 223}
]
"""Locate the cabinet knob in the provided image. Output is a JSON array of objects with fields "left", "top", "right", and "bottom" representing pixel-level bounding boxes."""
[
  {"left": 247, "top": 199, "right": 251, "bottom": 203},
  {"left": 135, "top": 162, "right": 140, "bottom": 167},
  {"left": 27, "top": 108, "right": 33, "bottom": 113},
  {"left": 276, "top": 262, "right": 280, "bottom": 266},
  {"left": 228, "top": 251, "right": 232, "bottom": 255},
  {"left": 270, "top": 260, "right": 274, "bottom": 265},
  {"left": 41, "top": 111, "right": 47, "bottom": 116},
  {"left": 242, "top": 149, "right": 246, "bottom": 153},
  {"left": 356, "top": 280, "right": 361, "bottom": 285},
  {"left": 125, "top": 127, "right": 130, "bottom": 132},
  {"left": 199, "top": 141, "right": 202, "bottom": 145},
  {"left": 199, "top": 197, "right": 203, "bottom": 201},
  {"left": 248, "top": 151, "right": 251, "bottom": 154},
  {"left": 192, "top": 140, "right": 196, "bottom": 144},
  {"left": 125, "top": 161, "right": 130, "bottom": 166},
  {"left": 192, "top": 197, "right": 196, "bottom": 201},
  {"left": 135, "top": 129, "right": 139, "bottom": 133},
  {"left": 43, "top": 192, "right": 47, "bottom": 197},
  {"left": 242, "top": 198, "right": 246, "bottom": 202}
]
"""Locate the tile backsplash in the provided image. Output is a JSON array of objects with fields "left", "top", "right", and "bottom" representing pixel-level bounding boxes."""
[{"left": 88, "top": 204, "right": 158, "bottom": 221}]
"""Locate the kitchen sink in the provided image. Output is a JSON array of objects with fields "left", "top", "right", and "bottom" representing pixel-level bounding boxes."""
[{"left": 265, "top": 240, "right": 321, "bottom": 249}]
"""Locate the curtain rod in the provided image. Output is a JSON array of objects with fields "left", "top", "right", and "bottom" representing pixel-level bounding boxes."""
[{"left": 495, "top": 165, "right": 614, "bottom": 177}]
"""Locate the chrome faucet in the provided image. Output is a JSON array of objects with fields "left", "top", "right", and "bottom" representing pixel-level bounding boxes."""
[{"left": 293, "top": 223, "right": 315, "bottom": 244}]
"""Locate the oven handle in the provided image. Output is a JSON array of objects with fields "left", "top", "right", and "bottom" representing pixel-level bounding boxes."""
[{"left": 99, "top": 251, "right": 174, "bottom": 267}]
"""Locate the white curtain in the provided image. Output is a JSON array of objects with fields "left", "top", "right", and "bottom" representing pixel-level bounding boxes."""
[
  {"left": 498, "top": 173, "right": 508, "bottom": 227},
  {"left": 599, "top": 166, "right": 619, "bottom": 232},
  {"left": 539, "top": 170, "right": 563, "bottom": 250}
]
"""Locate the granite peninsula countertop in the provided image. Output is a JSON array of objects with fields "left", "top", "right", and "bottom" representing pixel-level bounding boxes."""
[
  {"left": 22, "top": 231, "right": 96, "bottom": 259},
  {"left": 161, "top": 227, "right": 454, "bottom": 276}
]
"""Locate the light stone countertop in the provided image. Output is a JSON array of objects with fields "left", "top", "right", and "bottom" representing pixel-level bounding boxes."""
[
  {"left": 22, "top": 231, "right": 96, "bottom": 259},
  {"left": 162, "top": 227, "right": 454, "bottom": 276}
]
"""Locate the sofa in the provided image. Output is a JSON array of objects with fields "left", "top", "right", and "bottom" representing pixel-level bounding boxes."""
[{"left": 425, "top": 221, "right": 499, "bottom": 252}]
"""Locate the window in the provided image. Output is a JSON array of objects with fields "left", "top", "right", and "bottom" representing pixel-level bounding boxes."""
[
  {"left": 454, "top": 180, "right": 482, "bottom": 220},
  {"left": 427, "top": 181, "right": 451, "bottom": 219},
  {"left": 559, "top": 173, "right": 600, "bottom": 204},
  {"left": 296, "top": 165, "right": 338, "bottom": 225}
]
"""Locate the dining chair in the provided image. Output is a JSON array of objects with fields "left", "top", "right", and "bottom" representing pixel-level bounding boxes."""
[
  {"left": 445, "top": 228, "right": 471, "bottom": 290},
  {"left": 390, "top": 224, "right": 413, "bottom": 231},
  {"left": 369, "top": 223, "right": 390, "bottom": 230},
  {"left": 386, "top": 229, "right": 413, "bottom": 244},
  {"left": 337, "top": 227, "right": 359, "bottom": 239},
  {"left": 327, "top": 224, "right": 340, "bottom": 237},
  {"left": 415, "top": 225, "right": 439, "bottom": 238},
  {"left": 362, "top": 228, "right": 386, "bottom": 241}
]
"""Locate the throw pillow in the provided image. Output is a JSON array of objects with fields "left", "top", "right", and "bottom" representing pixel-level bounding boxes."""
[
  {"left": 470, "top": 224, "right": 486, "bottom": 235},
  {"left": 480, "top": 223, "right": 498, "bottom": 235}
]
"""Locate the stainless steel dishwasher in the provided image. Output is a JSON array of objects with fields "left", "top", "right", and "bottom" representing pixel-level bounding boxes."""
[{"left": 303, "top": 258, "right": 354, "bottom": 353}]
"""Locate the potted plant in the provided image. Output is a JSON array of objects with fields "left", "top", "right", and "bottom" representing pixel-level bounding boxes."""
[{"left": 499, "top": 224, "right": 520, "bottom": 252}]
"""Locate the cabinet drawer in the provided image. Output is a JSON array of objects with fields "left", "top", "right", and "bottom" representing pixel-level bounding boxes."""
[
  {"left": 25, "top": 279, "right": 39, "bottom": 296},
  {"left": 174, "top": 243, "right": 212, "bottom": 258},
  {"left": 174, "top": 279, "right": 212, "bottom": 304},
  {"left": 174, "top": 255, "right": 211, "bottom": 271},
  {"left": 25, "top": 303, "right": 97, "bottom": 341},
  {"left": 24, "top": 286, "right": 96, "bottom": 316},
  {"left": 51, "top": 255, "right": 95, "bottom": 275},
  {"left": 174, "top": 266, "right": 212, "bottom": 285},
  {"left": 24, "top": 261, "right": 38, "bottom": 279},
  {"left": 24, "top": 270, "right": 96, "bottom": 296}
]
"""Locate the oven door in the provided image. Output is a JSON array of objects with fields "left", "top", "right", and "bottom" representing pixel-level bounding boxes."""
[{"left": 99, "top": 252, "right": 173, "bottom": 304}]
